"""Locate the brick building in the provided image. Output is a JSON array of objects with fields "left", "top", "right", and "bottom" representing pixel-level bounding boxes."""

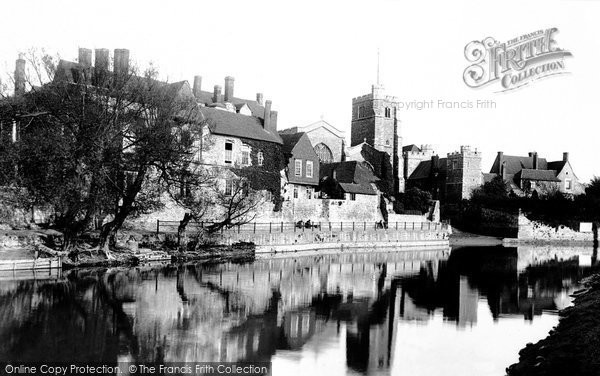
[{"left": 350, "top": 84, "right": 403, "bottom": 194}]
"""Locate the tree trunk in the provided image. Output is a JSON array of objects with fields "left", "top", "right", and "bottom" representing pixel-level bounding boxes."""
[{"left": 177, "top": 212, "right": 193, "bottom": 251}]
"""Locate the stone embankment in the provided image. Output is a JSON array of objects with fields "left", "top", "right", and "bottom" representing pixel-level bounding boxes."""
[{"left": 504, "top": 211, "right": 595, "bottom": 245}]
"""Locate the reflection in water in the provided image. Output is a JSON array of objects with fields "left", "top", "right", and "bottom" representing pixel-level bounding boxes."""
[{"left": 0, "top": 246, "right": 597, "bottom": 375}]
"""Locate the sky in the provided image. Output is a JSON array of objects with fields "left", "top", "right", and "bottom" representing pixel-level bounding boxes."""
[{"left": 1, "top": 0, "right": 599, "bottom": 182}]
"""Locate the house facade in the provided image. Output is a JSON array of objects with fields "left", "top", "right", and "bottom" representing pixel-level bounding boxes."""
[
  {"left": 487, "top": 151, "right": 585, "bottom": 196},
  {"left": 279, "top": 132, "right": 320, "bottom": 202}
]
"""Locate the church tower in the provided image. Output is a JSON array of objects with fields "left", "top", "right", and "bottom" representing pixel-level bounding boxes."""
[{"left": 350, "top": 84, "right": 404, "bottom": 193}]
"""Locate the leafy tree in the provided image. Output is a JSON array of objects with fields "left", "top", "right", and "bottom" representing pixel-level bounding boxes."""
[
  {"left": 0, "top": 50, "right": 201, "bottom": 258},
  {"left": 402, "top": 187, "right": 432, "bottom": 213}
]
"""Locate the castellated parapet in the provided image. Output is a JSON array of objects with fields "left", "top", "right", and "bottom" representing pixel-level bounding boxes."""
[{"left": 446, "top": 145, "right": 482, "bottom": 200}]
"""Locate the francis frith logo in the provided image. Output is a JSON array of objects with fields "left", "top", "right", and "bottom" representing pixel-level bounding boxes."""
[{"left": 463, "top": 28, "right": 572, "bottom": 92}]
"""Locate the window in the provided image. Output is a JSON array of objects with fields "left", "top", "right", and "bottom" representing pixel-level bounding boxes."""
[
  {"left": 241, "top": 150, "right": 250, "bottom": 165},
  {"left": 314, "top": 143, "right": 333, "bottom": 163},
  {"left": 306, "top": 188, "right": 312, "bottom": 199},
  {"left": 295, "top": 159, "right": 302, "bottom": 176},
  {"left": 293, "top": 187, "right": 298, "bottom": 199},
  {"left": 306, "top": 161, "right": 313, "bottom": 178},
  {"left": 565, "top": 179, "right": 572, "bottom": 190},
  {"left": 225, "top": 180, "right": 234, "bottom": 196},
  {"left": 349, "top": 193, "right": 356, "bottom": 201},
  {"left": 224, "top": 141, "right": 233, "bottom": 164},
  {"left": 358, "top": 106, "right": 366, "bottom": 118},
  {"left": 385, "top": 107, "right": 391, "bottom": 118},
  {"left": 258, "top": 151, "right": 264, "bottom": 166},
  {"left": 452, "top": 160, "right": 458, "bottom": 169}
]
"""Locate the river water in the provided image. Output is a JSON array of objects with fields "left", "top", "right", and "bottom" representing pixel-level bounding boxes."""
[{"left": 0, "top": 246, "right": 597, "bottom": 375}]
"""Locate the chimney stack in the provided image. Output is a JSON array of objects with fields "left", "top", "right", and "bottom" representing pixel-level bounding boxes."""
[
  {"left": 532, "top": 152, "right": 538, "bottom": 170},
  {"left": 264, "top": 100, "right": 272, "bottom": 130},
  {"left": 563, "top": 152, "right": 569, "bottom": 162},
  {"left": 94, "top": 48, "right": 110, "bottom": 86},
  {"left": 224, "top": 76, "right": 234, "bottom": 102},
  {"left": 78, "top": 48, "right": 92, "bottom": 66},
  {"left": 270, "top": 110, "right": 278, "bottom": 132},
  {"left": 501, "top": 161, "right": 507, "bottom": 180},
  {"left": 14, "top": 53, "right": 26, "bottom": 96},
  {"left": 94, "top": 48, "right": 110, "bottom": 70},
  {"left": 193, "top": 76, "right": 202, "bottom": 98},
  {"left": 256, "top": 93, "right": 264, "bottom": 105},
  {"left": 113, "top": 48, "right": 130, "bottom": 76},
  {"left": 213, "top": 85, "right": 222, "bottom": 103}
]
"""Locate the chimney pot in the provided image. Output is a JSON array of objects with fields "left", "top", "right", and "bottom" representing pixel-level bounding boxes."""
[
  {"left": 213, "top": 85, "right": 222, "bottom": 103},
  {"left": 256, "top": 93, "right": 264, "bottom": 105},
  {"left": 224, "top": 76, "right": 234, "bottom": 103},
  {"left": 193, "top": 76, "right": 202, "bottom": 99}
]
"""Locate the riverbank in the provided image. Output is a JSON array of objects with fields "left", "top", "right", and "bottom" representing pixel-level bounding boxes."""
[
  {"left": 449, "top": 229, "right": 504, "bottom": 247},
  {"left": 506, "top": 273, "right": 600, "bottom": 376}
]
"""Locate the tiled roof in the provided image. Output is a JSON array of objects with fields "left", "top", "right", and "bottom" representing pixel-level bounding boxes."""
[
  {"left": 194, "top": 90, "right": 265, "bottom": 118},
  {"left": 339, "top": 182, "right": 377, "bottom": 195},
  {"left": 320, "top": 161, "right": 379, "bottom": 185},
  {"left": 402, "top": 144, "right": 421, "bottom": 153},
  {"left": 491, "top": 155, "right": 548, "bottom": 175},
  {"left": 199, "top": 107, "right": 282, "bottom": 144},
  {"left": 407, "top": 157, "right": 447, "bottom": 180},
  {"left": 483, "top": 173, "right": 498, "bottom": 183},
  {"left": 279, "top": 132, "right": 305, "bottom": 155},
  {"left": 547, "top": 160, "right": 566, "bottom": 173},
  {"left": 519, "top": 169, "right": 560, "bottom": 182}
]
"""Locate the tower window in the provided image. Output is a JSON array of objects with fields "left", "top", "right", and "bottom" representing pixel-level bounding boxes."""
[{"left": 358, "top": 106, "right": 366, "bottom": 118}]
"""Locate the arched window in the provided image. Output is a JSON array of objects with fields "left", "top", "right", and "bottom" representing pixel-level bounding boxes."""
[{"left": 314, "top": 143, "right": 334, "bottom": 163}]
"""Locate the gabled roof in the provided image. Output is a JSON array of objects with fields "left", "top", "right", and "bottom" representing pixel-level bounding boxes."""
[
  {"left": 279, "top": 132, "right": 306, "bottom": 155},
  {"left": 402, "top": 144, "right": 421, "bottom": 153},
  {"left": 491, "top": 155, "right": 548, "bottom": 175},
  {"left": 547, "top": 160, "right": 567, "bottom": 173},
  {"left": 280, "top": 120, "right": 345, "bottom": 138},
  {"left": 519, "top": 169, "right": 560, "bottom": 182},
  {"left": 199, "top": 107, "right": 282, "bottom": 144}
]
